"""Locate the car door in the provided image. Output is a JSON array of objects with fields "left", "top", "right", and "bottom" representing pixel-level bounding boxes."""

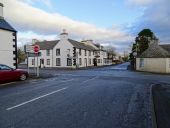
[
  {"left": 0, "top": 65, "right": 17, "bottom": 82},
  {"left": 0, "top": 69, "right": 8, "bottom": 82}
]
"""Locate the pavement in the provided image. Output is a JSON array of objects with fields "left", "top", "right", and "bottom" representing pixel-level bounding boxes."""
[
  {"left": 152, "top": 84, "right": 170, "bottom": 128},
  {"left": 0, "top": 62, "right": 170, "bottom": 128}
]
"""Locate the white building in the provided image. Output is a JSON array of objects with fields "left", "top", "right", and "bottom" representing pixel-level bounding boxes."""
[
  {"left": 0, "top": 3, "right": 17, "bottom": 69},
  {"left": 28, "top": 30, "right": 111, "bottom": 68},
  {"left": 136, "top": 40, "right": 170, "bottom": 73}
]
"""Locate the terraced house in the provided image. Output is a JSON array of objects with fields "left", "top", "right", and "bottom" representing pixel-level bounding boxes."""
[
  {"left": 0, "top": 3, "right": 17, "bottom": 69},
  {"left": 28, "top": 30, "right": 111, "bottom": 68}
]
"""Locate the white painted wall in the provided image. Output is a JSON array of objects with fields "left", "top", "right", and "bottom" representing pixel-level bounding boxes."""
[
  {"left": 53, "top": 39, "right": 73, "bottom": 67},
  {"left": 28, "top": 50, "right": 53, "bottom": 68},
  {"left": 0, "top": 29, "right": 15, "bottom": 68},
  {"left": 136, "top": 58, "right": 170, "bottom": 73},
  {"left": 0, "top": 4, "right": 3, "bottom": 18},
  {"left": 166, "top": 58, "right": 170, "bottom": 73}
]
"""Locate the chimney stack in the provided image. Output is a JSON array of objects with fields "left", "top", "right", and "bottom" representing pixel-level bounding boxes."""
[
  {"left": 60, "top": 29, "right": 68, "bottom": 40},
  {"left": 0, "top": 3, "right": 4, "bottom": 19}
]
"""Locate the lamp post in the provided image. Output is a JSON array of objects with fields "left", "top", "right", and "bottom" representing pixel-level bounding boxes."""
[{"left": 133, "top": 52, "right": 137, "bottom": 70}]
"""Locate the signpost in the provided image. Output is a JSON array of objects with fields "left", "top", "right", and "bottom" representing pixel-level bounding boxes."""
[
  {"left": 33, "top": 45, "right": 40, "bottom": 77},
  {"left": 24, "top": 45, "right": 34, "bottom": 74}
]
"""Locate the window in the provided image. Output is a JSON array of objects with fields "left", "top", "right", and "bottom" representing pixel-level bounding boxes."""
[
  {"left": 104, "top": 59, "right": 107, "bottom": 64},
  {"left": 89, "top": 59, "right": 91, "bottom": 65},
  {"left": 67, "top": 58, "right": 72, "bottom": 66},
  {"left": 140, "top": 58, "right": 144, "bottom": 67},
  {"left": 56, "top": 49, "right": 60, "bottom": 56},
  {"left": 89, "top": 51, "right": 91, "bottom": 56},
  {"left": 46, "top": 50, "right": 50, "bottom": 56},
  {"left": 79, "top": 49, "right": 81, "bottom": 56},
  {"left": 56, "top": 58, "right": 61, "bottom": 66},
  {"left": 67, "top": 49, "right": 70, "bottom": 57},
  {"left": 85, "top": 50, "right": 87, "bottom": 56},
  {"left": 79, "top": 58, "right": 82, "bottom": 65},
  {"left": 32, "top": 59, "right": 35, "bottom": 65},
  {"left": 47, "top": 59, "right": 50, "bottom": 65},
  {"left": 0, "top": 65, "right": 12, "bottom": 70}
]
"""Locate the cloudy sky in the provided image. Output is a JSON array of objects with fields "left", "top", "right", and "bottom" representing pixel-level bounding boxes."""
[{"left": 0, "top": 0, "right": 170, "bottom": 54}]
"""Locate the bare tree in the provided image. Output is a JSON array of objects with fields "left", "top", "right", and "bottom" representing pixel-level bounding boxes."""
[{"left": 105, "top": 45, "right": 117, "bottom": 61}]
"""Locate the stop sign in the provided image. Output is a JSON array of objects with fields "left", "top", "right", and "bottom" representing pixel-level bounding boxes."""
[{"left": 34, "top": 45, "right": 40, "bottom": 53}]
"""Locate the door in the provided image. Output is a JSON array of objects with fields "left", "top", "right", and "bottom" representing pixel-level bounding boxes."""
[
  {"left": 0, "top": 65, "right": 17, "bottom": 82},
  {"left": 84, "top": 58, "right": 87, "bottom": 67}
]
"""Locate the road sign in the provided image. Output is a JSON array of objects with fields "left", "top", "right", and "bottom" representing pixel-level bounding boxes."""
[
  {"left": 24, "top": 45, "right": 34, "bottom": 53},
  {"left": 34, "top": 45, "right": 40, "bottom": 53},
  {"left": 28, "top": 52, "right": 41, "bottom": 57}
]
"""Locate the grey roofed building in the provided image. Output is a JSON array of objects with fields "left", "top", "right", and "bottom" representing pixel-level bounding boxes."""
[
  {"left": 35, "top": 40, "right": 59, "bottom": 50},
  {"left": 0, "top": 19, "right": 16, "bottom": 32},
  {"left": 68, "top": 39, "right": 96, "bottom": 51},
  {"left": 139, "top": 43, "right": 170, "bottom": 58}
]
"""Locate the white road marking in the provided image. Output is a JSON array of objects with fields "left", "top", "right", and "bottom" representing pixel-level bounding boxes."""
[
  {"left": 6, "top": 87, "right": 68, "bottom": 111},
  {"left": 44, "top": 78, "right": 74, "bottom": 83},
  {"left": 59, "top": 74, "right": 80, "bottom": 77},
  {"left": 0, "top": 82, "right": 16, "bottom": 86},
  {"left": 82, "top": 76, "right": 98, "bottom": 84}
]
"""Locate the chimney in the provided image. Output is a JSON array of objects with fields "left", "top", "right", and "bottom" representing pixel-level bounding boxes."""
[
  {"left": 81, "top": 40, "right": 93, "bottom": 45},
  {"left": 81, "top": 40, "right": 99, "bottom": 50},
  {"left": 60, "top": 29, "right": 68, "bottom": 40},
  {"left": 0, "top": 3, "right": 3, "bottom": 19}
]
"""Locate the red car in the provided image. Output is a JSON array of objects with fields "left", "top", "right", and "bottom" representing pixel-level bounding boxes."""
[{"left": 0, "top": 64, "right": 28, "bottom": 84}]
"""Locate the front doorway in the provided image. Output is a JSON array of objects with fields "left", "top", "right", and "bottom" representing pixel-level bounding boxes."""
[
  {"left": 93, "top": 58, "right": 97, "bottom": 66},
  {"left": 84, "top": 58, "right": 87, "bottom": 67}
]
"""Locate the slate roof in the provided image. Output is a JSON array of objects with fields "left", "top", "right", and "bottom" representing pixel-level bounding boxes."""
[
  {"left": 138, "top": 43, "right": 170, "bottom": 58},
  {"left": 0, "top": 19, "right": 16, "bottom": 32},
  {"left": 160, "top": 44, "right": 170, "bottom": 53},
  {"left": 68, "top": 39, "right": 97, "bottom": 51},
  {"left": 35, "top": 40, "right": 59, "bottom": 50},
  {"left": 34, "top": 39, "right": 101, "bottom": 51}
]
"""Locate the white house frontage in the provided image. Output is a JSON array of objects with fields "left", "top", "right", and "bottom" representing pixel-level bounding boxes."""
[
  {"left": 0, "top": 3, "right": 17, "bottom": 69},
  {"left": 28, "top": 31, "right": 112, "bottom": 68}
]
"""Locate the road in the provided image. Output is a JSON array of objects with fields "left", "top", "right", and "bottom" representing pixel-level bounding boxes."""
[{"left": 0, "top": 63, "right": 170, "bottom": 128}]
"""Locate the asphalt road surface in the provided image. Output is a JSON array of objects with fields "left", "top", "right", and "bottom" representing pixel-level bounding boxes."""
[{"left": 0, "top": 63, "right": 170, "bottom": 128}]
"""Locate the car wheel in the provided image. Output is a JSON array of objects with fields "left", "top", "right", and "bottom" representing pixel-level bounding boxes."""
[{"left": 20, "top": 74, "right": 27, "bottom": 81}]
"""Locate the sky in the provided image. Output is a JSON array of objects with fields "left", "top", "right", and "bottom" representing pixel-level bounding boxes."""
[{"left": 0, "top": 0, "right": 170, "bottom": 54}]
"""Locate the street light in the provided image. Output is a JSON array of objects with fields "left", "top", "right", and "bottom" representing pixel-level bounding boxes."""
[{"left": 133, "top": 52, "right": 137, "bottom": 70}]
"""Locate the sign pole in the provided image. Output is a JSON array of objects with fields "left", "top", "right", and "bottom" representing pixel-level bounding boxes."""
[
  {"left": 27, "top": 52, "right": 29, "bottom": 74},
  {"left": 36, "top": 53, "right": 39, "bottom": 77},
  {"left": 33, "top": 45, "right": 40, "bottom": 77}
]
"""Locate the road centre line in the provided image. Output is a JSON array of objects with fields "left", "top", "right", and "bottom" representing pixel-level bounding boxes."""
[
  {"left": 44, "top": 78, "right": 74, "bottom": 83},
  {"left": 6, "top": 87, "right": 68, "bottom": 111},
  {"left": 81, "top": 76, "right": 98, "bottom": 84}
]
